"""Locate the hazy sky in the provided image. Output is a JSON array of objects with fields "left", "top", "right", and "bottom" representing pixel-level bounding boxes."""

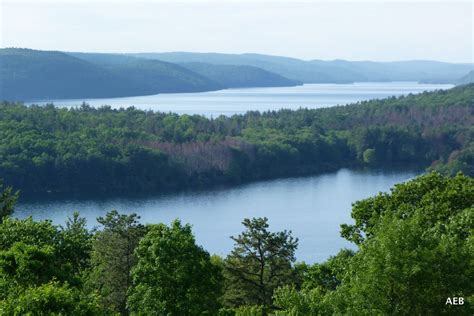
[{"left": 1, "top": 0, "right": 473, "bottom": 62}]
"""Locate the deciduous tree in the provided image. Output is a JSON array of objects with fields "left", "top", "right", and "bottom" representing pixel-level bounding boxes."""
[{"left": 127, "top": 220, "right": 222, "bottom": 315}]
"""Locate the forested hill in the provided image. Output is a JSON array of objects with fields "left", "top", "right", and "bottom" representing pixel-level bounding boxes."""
[
  {"left": 179, "top": 62, "right": 302, "bottom": 88},
  {"left": 0, "top": 84, "right": 472, "bottom": 194},
  {"left": 2, "top": 48, "right": 471, "bottom": 101},
  {"left": 70, "top": 52, "right": 301, "bottom": 89},
  {"left": 0, "top": 48, "right": 222, "bottom": 101},
  {"left": 69, "top": 52, "right": 223, "bottom": 93},
  {"left": 130, "top": 52, "right": 474, "bottom": 84},
  {"left": 457, "top": 70, "right": 474, "bottom": 85},
  {"left": 0, "top": 49, "right": 308, "bottom": 101},
  {"left": 130, "top": 52, "right": 367, "bottom": 83}
]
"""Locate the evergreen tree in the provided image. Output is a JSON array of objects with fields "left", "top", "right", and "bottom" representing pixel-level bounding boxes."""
[
  {"left": 0, "top": 179, "right": 18, "bottom": 223},
  {"left": 224, "top": 217, "right": 298, "bottom": 309},
  {"left": 86, "top": 210, "right": 146, "bottom": 314}
]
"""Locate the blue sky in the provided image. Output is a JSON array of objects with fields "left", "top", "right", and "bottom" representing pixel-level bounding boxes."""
[{"left": 1, "top": 0, "right": 472, "bottom": 62}]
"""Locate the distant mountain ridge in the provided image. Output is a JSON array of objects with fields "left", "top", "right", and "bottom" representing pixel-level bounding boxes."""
[
  {"left": 130, "top": 52, "right": 360, "bottom": 83},
  {"left": 179, "top": 62, "right": 301, "bottom": 88},
  {"left": 69, "top": 52, "right": 222, "bottom": 93},
  {"left": 1, "top": 48, "right": 473, "bottom": 101},
  {"left": 0, "top": 49, "right": 304, "bottom": 101},
  {"left": 130, "top": 52, "right": 474, "bottom": 84},
  {"left": 69, "top": 52, "right": 302, "bottom": 88},
  {"left": 0, "top": 48, "right": 221, "bottom": 100}
]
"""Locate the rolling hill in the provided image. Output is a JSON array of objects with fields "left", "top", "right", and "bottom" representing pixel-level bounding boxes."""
[
  {"left": 69, "top": 52, "right": 301, "bottom": 89},
  {"left": 130, "top": 52, "right": 474, "bottom": 84},
  {"left": 179, "top": 62, "right": 302, "bottom": 88},
  {"left": 130, "top": 52, "right": 361, "bottom": 83},
  {"left": 0, "top": 49, "right": 221, "bottom": 101},
  {"left": 2, "top": 48, "right": 473, "bottom": 101},
  {"left": 70, "top": 52, "right": 223, "bottom": 93}
]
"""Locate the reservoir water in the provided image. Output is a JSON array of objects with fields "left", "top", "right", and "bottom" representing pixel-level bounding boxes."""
[
  {"left": 14, "top": 169, "right": 418, "bottom": 263},
  {"left": 19, "top": 82, "right": 438, "bottom": 262},
  {"left": 30, "top": 82, "right": 453, "bottom": 117}
]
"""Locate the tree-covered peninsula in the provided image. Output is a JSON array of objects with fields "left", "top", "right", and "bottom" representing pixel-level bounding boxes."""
[{"left": 0, "top": 84, "right": 472, "bottom": 194}]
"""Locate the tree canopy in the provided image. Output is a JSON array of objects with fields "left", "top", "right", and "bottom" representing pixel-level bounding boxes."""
[
  {"left": 1, "top": 84, "right": 472, "bottom": 195},
  {"left": 0, "top": 172, "right": 472, "bottom": 314},
  {"left": 274, "top": 172, "right": 474, "bottom": 315},
  {"left": 224, "top": 218, "right": 298, "bottom": 309},
  {"left": 128, "top": 220, "right": 222, "bottom": 315}
]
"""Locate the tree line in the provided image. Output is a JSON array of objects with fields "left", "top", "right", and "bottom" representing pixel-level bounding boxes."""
[
  {"left": 0, "top": 172, "right": 472, "bottom": 315},
  {"left": 0, "top": 84, "right": 472, "bottom": 195}
]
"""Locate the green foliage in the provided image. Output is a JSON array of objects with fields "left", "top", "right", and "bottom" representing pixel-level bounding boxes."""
[
  {"left": 431, "top": 142, "right": 474, "bottom": 176},
  {"left": 277, "top": 172, "right": 474, "bottom": 315},
  {"left": 272, "top": 249, "right": 354, "bottom": 315},
  {"left": 301, "top": 249, "right": 354, "bottom": 292},
  {"left": 0, "top": 172, "right": 473, "bottom": 314},
  {"left": 0, "top": 213, "right": 100, "bottom": 315},
  {"left": 224, "top": 218, "right": 298, "bottom": 309},
  {"left": 335, "top": 172, "right": 474, "bottom": 315},
  {"left": 0, "top": 242, "right": 57, "bottom": 287},
  {"left": 86, "top": 210, "right": 146, "bottom": 314},
  {"left": 59, "top": 211, "right": 92, "bottom": 276},
  {"left": 128, "top": 220, "right": 222, "bottom": 315},
  {"left": 362, "top": 148, "right": 376, "bottom": 165},
  {"left": 0, "top": 84, "right": 472, "bottom": 194},
  {"left": 218, "top": 305, "right": 266, "bottom": 316},
  {"left": 0, "top": 281, "right": 102, "bottom": 316},
  {"left": 338, "top": 208, "right": 472, "bottom": 314},
  {"left": 234, "top": 305, "right": 265, "bottom": 316},
  {"left": 341, "top": 172, "right": 473, "bottom": 245},
  {"left": 0, "top": 217, "right": 57, "bottom": 249},
  {"left": 0, "top": 179, "right": 18, "bottom": 222},
  {"left": 273, "top": 285, "right": 327, "bottom": 315}
]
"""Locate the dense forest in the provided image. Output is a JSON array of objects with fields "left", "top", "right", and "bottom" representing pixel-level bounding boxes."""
[
  {"left": 0, "top": 84, "right": 472, "bottom": 194},
  {"left": 0, "top": 172, "right": 472, "bottom": 314}
]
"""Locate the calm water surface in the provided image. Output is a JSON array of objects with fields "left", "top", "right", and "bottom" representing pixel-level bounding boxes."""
[
  {"left": 22, "top": 83, "right": 432, "bottom": 261},
  {"left": 30, "top": 82, "right": 453, "bottom": 117},
  {"left": 15, "top": 169, "right": 418, "bottom": 263}
]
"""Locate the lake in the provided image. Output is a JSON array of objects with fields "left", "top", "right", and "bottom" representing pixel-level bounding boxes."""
[
  {"left": 14, "top": 169, "right": 418, "bottom": 263},
  {"left": 19, "top": 82, "right": 435, "bottom": 262},
  {"left": 30, "top": 82, "right": 453, "bottom": 117}
]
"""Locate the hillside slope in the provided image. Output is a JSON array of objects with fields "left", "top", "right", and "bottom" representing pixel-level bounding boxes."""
[
  {"left": 0, "top": 49, "right": 221, "bottom": 101},
  {"left": 456, "top": 70, "right": 474, "bottom": 85},
  {"left": 179, "top": 62, "right": 302, "bottom": 88},
  {"left": 70, "top": 52, "right": 222, "bottom": 93},
  {"left": 71, "top": 52, "right": 301, "bottom": 89},
  {"left": 131, "top": 52, "right": 362, "bottom": 83},
  {"left": 0, "top": 48, "right": 131, "bottom": 100},
  {"left": 131, "top": 52, "right": 473, "bottom": 84}
]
